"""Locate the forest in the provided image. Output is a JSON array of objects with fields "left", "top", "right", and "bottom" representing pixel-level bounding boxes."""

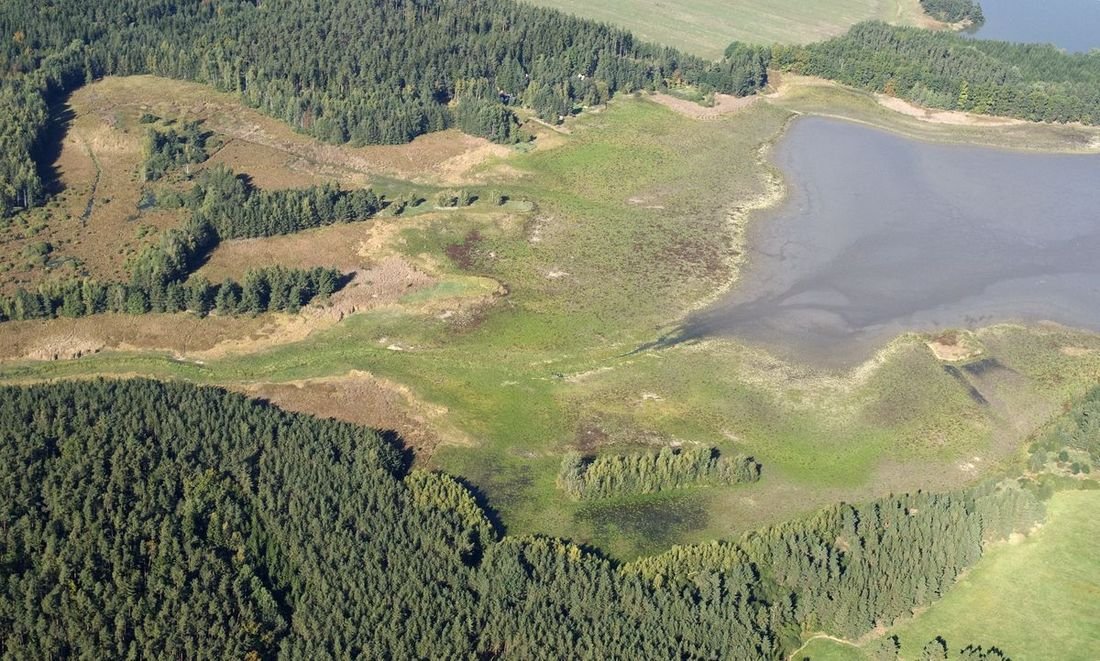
[
  {"left": 558, "top": 446, "right": 760, "bottom": 499},
  {"left": 919, "top": 0, "right": 984, "bottom": 25},
  {"left": 0, "top": 380, "right": 1042, "bottom": 658},
  {"left": 0, "top": 0, "right": 770, "bottom": 217},
  {"left": 771, "top": 22, "right": 1100, "bottom": 124}
]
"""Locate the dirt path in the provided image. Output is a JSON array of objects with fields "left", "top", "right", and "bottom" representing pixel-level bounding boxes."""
[
  {"left": 77, "top": 135, "right": 102, "bottom": 226},
  {"left": 787, "top": 633, "right": 860, "bottom": 660}
]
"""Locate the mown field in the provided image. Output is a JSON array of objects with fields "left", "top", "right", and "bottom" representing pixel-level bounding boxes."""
[
  {"left": 795, "top": 489, "right": 1100, "bottom": 660},
  {"left": 523, "top": 0, "right": 933, "bottom": 58},
  {"left": 3, "top": 75, "right": 1100, "bottom": 559}
]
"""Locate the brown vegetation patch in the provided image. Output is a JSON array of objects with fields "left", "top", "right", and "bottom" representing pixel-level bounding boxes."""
[
  {"left": 0, "top": 313, "right": 271, "bottom": 361},
  {"left": 0, "top": 93, "right": 189, "bottom": 294},
  {"left": 445, "top": 230, "right": 484, "bottom": 270},
  {"left": 649, "top": 92, "right": 758, "bottom": 120},
  {"left": 242, "top": 371, "right": 474, "bottom": 459},
  {"left": 195, "top": 222, "right": 376, "bottom": 282}
]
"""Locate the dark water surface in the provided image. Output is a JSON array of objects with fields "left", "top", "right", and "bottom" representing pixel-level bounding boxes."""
[
  {"left": 675, "top": 117, "right": 1100, "bottom": 366},
  {"left": 968, "top": 0, "right": 1100, "bottom": 53}
]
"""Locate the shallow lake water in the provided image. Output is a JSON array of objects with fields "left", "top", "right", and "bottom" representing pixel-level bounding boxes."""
[
  {"left": 673, "top": 117, "right": 1100, "bottom": 366},
  {"left": 968, "top": 0, "right": 1100, "bottom": 53}
]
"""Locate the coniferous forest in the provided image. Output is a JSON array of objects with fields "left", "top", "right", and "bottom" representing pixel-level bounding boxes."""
[
  {"left": 772, "top": 22, "right": 1100, "bottom": 124},
  {"left": 0, "top": 380, "right": 1044, "bottom": 657},
  {"left": 0, "top": 0, "right": 770, "bottom": 217}
]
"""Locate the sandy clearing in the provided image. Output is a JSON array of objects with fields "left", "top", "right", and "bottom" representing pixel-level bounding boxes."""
[
  {"left": 649, "top": 92, "right": 759, "bottom": 120},
  {"left": 875, "top": 94, "right": 1027, "bottom": 127}
]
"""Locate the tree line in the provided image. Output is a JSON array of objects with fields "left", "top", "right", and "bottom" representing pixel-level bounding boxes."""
[
  {"left": 769, "top": 21, "right": 1100, "bottom": 124},
  {"left": 920, "top": 0, "right": 985, "bottom": 25},
  {"left": 558, "top": 446, "right": 761, "bottom": 499},
  {"left": 0, "top": 379, "right": 1042, "bottom": 657},
  {"left": 0, "top": 0, "right": 771, "bottom": 216}
]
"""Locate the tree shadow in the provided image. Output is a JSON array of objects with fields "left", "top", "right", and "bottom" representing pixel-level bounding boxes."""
[{"left": 35, "top": 99, "right": 77, "bottom": 199}]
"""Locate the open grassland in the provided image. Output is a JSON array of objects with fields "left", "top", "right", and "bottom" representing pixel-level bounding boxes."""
[
  {"left": 3, "top": 76, "right": 1100, "bottom": 558},
  {"left": 523, "top": 0, "right": 933, "bottom": 58},
  {"left": 796, "top": 490, "right": 1100, "bottom": 660}
]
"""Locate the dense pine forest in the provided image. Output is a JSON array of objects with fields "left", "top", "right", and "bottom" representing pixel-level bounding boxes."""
[
  {"left": 0, "top": 380, "right": 1043, "bottom": 657},
  {"left": 772, "top": 22, "right": 1100, "bottom": 124},
  {"left": 0, "top": 0, "right": 770, "bottom": 217}
]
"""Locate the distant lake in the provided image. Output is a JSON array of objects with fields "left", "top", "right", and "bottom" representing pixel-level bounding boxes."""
[
  {"left": 673, "top": 117, "right": 1100, "bottom": 366},
  {"left": 969, "top": 0, "right": 1100, "bottom": 53}
]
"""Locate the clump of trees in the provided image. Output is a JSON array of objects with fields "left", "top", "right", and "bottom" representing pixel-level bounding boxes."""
[
  {"left": 769, "top": 21, "right": 1100, "bottom": 124},
  {"left": 920, "top": 0, "right": 984, "bottom": 25},
  {"left": 0, "top": 379, "right": 1040, "bottom": 657},
  {"left": 559, "top": 446, "right": 762, "bottom": 499},
  {"left": 141, "top": 120, "right": 208, "bottom": 181},
  {"left": 162, "top": 165, "right": 382, "bottom": 238},
  {"left": 1028, "top": 385, "right": 1100, "bottom": 474}
]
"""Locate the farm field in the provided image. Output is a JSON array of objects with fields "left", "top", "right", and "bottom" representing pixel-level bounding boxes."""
[
  {"left": 523, "top": 0, "right": 934, "bottom": 57},
  {"left": 3, "top": 75, "right": 1100, "bottom": 558}
]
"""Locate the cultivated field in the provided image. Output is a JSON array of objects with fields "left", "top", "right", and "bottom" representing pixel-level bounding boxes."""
[{"left": 524, "top": 0, "right": 934, "bottom": 58}]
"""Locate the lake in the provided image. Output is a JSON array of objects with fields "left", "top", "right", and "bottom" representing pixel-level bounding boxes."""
[
  {"left": 672, "top": 117, "right": 1100, "bottom": 366},
  {"left": 968, "top": 0, "right": 1100, "bottom": 53}
]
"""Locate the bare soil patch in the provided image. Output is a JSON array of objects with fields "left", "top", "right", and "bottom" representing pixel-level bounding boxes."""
[
  {"left": 876, "top": 94, "right": 1026, "bottom": 127},
  {"left": 926, "top": 331, "right": 984, "bottom": 362},
  {"left": 649, "top": 92, "right": 758, "bottom": 120}
]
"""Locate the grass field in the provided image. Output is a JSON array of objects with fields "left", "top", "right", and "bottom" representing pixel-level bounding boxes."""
[
  {"left": 522, "top": 0, "right": 933, "bottom": 58},
  {"left": 3, "top": 75, "right": 1100, "bottom": 559}
]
